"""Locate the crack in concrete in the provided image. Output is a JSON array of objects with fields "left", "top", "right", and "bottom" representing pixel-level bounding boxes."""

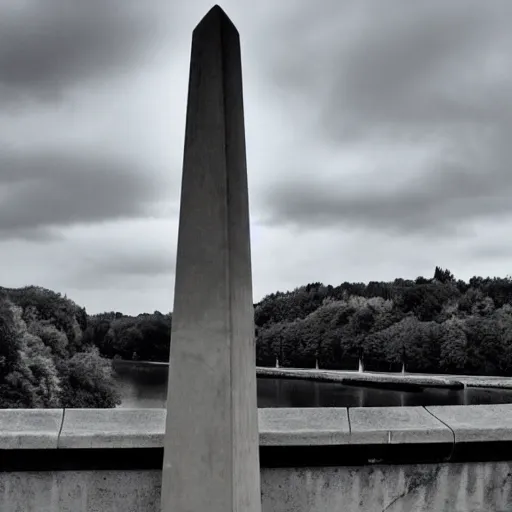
[
  {"left": 381, "top": 469, "right": 440, "bottom": 511},
  {"left": 380, "top": 480, "right": 424, "bottom": 512}
]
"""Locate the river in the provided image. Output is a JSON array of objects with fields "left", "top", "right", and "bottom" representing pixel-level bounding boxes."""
[{"left": 112, "top": 364, "right": 512, "bottom": 408}]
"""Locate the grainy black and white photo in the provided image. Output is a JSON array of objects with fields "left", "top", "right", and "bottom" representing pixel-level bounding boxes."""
[{"left": 2, "top": 2, "right": 512, "bottom": 511}]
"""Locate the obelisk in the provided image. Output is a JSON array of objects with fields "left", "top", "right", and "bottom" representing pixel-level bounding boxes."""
[{"left": 161, "top": 6, "right": 261, "bottom": 512}]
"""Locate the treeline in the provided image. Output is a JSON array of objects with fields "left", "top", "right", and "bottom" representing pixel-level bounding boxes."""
[
  {"left": 0, "top": 284, "right": 173, "bottom": 409},
  {"left": 255, "top": 267, "right": 512, "bottom": 375},
  {"left": 84, "top": 310, "right": 172, "bottom": 362},
  {"left": 0, "top": 286, "right": 120, "bottom": 409},
  {"left": 3, "top": 267, "right": 512, "bottom": 409},
  {"left": 82, "top": 266, "right": 512, "bottom": 376}
]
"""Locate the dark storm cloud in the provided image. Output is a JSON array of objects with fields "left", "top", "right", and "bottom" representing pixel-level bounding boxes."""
[
  {"left": 0, "top": 149, "right": 169, "bottom": 240},
  {"left": 263, "top": 1, "right": 512, "bottom": 235},
  {"left": 0, "top": 0, "right": 171, "bottom": 103}
]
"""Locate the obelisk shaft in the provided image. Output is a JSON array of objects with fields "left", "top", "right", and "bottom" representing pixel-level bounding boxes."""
[{"left": 161, "top": 6, "right": 261, "bottom": 512}]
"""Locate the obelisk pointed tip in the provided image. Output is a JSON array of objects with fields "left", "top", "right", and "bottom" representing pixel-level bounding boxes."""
[
  {"left": 195, "top": 5, "right": 238, "bottom": 34},
  {"left": 208, "top": 4, "right": 225, "bottom": 15}
]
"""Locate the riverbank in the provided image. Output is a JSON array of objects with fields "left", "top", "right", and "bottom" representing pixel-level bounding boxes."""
[
  {"left": 111, "top": 359, "right": 512, "bottom": 391},
  {"left": 257, "top": 367, "right": 465, "bottom": 391}
]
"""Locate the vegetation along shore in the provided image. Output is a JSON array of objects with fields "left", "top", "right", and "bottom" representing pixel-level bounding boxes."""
[{"left": 2, "top": 266, "right": 512, "bottom": 408}]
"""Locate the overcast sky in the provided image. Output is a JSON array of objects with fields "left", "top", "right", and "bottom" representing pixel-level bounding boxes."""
[{"left": 1, "top": 0, "right": 512, "bottom": 315}]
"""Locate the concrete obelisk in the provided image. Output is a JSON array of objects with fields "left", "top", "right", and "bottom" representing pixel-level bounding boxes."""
[{"left": 161, "top": 6, "right": 261, "bottom": 512}]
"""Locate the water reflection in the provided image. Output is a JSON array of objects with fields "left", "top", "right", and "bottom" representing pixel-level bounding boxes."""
[
  {"left": 256, "top": 379, "right": 512, "bottom": 408},
  {"left": 112, "top": 370, "right": 512, "bottom": 409}
]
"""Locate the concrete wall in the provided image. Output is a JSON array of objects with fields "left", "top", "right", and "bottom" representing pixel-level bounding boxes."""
[
  {"left": 2, "top": 405, "right": 512, "bottom": 511},
  {"left": 2, "top": 463, "right": 512, "bottom": 512}
]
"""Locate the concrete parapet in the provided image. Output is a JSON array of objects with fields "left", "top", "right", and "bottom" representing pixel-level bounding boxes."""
[
  {"left": 58, "top": 409, "right": 166, "bottom": 448},
  {"left": 426, "top": 403, "right": 512, "bottom": 443},
  {"left": 349, "top": 406, "right": 453, "bottom": 445},
  {"left": 259, "top": 408, "right": 350, "bottom": 446},
  {"left": 2, "top": 405, "right": 512, "bottom": 456},
  {"left": 0, "top": 409, "right": 63, "bottom": 449}
]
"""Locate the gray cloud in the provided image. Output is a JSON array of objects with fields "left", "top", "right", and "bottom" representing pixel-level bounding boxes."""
[
  {"left": 269, "top": 1, "right": 512, "bottom": 132},
  {"left": 470, "top": 242, "right": 512, "bottom": 262},
  {"left": 3, "top": 0, "right": 512, "bottom": 315},
  {"left": 0, "top": 148, "right": 170, "bottom": 240},
  {"left": 83, "top": 251, "right": 174, "bottom": 278},
  {"left": 0, "top": 0, "right": 172, "bottom": 104},
  {"left": 321, "top": 2, "right": 512, "bottom": 139},
  {"left": 264, "top": 133, "right": 512, "bottom": 236},
  {"left": 0, "top": 227, "right": 63, "bottom": 243},
  {"left": 70, "top": 249, "right": 175, "bottom": 292},
  {"left": 262, "top": 1, "right": 512, "bottom": 236}
]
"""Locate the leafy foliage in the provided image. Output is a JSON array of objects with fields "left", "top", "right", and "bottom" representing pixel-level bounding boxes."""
[
  {"left": 2, "top": 265, "right": 512, "bottom": 411},
  {"left": 254, "top": 269, "right": 512, "bottom": 375},
  {"left": 82, "top": 310, "right": 172, "bottom": 362},
  {"left": 0, "top": 287, "right": 119, "bottom": 408},
  {"left": 57, "top": 347, "right": 121, "bottom": 408}
]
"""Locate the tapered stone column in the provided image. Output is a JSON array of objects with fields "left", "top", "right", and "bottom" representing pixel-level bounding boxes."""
[{"left": 161, "top": 6, "right": 261, "bottom": 512}]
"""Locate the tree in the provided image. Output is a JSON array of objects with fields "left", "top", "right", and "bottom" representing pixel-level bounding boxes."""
[
  {"left": 434, "top": 266, "right": 455, "bottom": 284},
  {"left": 0, "top": 304, "right": 61, "bottom": 408},
  {"left": 28, "top": 322, "right": 68, "bottom": 357},
  {"left": 57, "top": 347, "right": 121, "bottom": 408},
  {"left": 0, "top": 298, "right": 19, "bottom": 380},
  {"left": 0, "top": 290, "right": 122, "bottom": 408},
  {"left": 439, "top": 318, "right": 468, "bottom": 372}
]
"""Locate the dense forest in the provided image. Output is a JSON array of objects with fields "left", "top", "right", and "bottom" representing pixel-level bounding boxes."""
[
  {"left": 0, "top": 287, "right": 121, "bottom": 409},
  {"left": 2, "top": 267, "right": 512, "bottom": 408},
  {"left": 254, "top": 267, "right": 512, "bottom": 375}
]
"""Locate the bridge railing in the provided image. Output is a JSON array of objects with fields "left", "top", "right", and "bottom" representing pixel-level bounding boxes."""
[
  {"left": 2, "top": 405, "right": 512, "bottom": 511},
  {"left": 2, "top": 404, "right": 511, "bottom": 469}
]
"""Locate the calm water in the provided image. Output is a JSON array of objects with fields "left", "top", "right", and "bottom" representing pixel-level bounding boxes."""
[{"left": 112, "top": 366, "right": 512, "bottom": 408}]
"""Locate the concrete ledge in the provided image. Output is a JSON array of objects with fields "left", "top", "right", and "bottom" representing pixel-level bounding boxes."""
[
  {"left": 259, "top": 408, "right": 350, "bottom": 446},
  {"left": 349, "top": 406, "right": 453, "bottom": 444},
  {"left": 2, "top": 405, "right": 512, "bottom": 452},
  {"left": 5, "top": 405, "right": 512, "bottom": 470},
  {"left": 0, "top": 409, "right": 63, "bottom": 449},
  {"left": 59, "top": 409, "right": 166, "bottom": 448},
  {"left": 426, "top": 404, "right": 512, "bottom": 443}
]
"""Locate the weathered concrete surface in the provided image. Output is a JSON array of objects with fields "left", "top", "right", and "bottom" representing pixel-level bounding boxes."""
[
  {"left": 2, "top": 463, "right": 512, "bottom": 512},
  {"left": 259, "top": 408, "right": 350, "bottom": 445},
  {"left": 349, "top": 407, "right": 453, "bottom": 445},
  {"left": 261, "top": 463, "right": 512, "bottom": 512},
  {"left": 0, "top": 409, "right": 63, "bottom": 449},
  {"left": 0, "top": 471, "right": 161, "bottom": 512},
  {"left": 427, "top": 404, "right": 512, "bottom": 443},
  {"left": 161, "top": 5, "right": 260, "bottom": 512},
  {"left": 59, "top": 409, "right": 166, "bottom": 448}
]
